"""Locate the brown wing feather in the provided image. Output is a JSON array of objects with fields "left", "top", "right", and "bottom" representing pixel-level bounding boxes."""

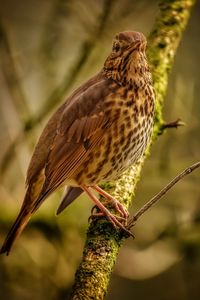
[
  {"left": 26, "top": 72, "right": 104, "bottom": 186},
  {"left": 45, "top": 114, "right": 109, "bottom": 190},
  {"left": 31, "top": 76, "right": 117, "bottom": 210}
]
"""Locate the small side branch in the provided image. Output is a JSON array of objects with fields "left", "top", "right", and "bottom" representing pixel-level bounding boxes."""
[
  {"left": 130, "top": 161, "right": 200, "bottom": 225},
  {"left": 161, "top": 118, "right": 185, "bottom": 130}
]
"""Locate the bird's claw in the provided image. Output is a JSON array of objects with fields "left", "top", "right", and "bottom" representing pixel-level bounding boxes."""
[
  {"left": 89, "top": 211, "right": 126, "bottom": 223},
  {"left": 126, "top": 217, "right": 136, "bottom": 230},
  {"left": 88, "top": 210, "right": 134, "bottom": 238},
  {"left": 91, "top": 205, "right": 99, "bottom": 215},
  {"left": 112, "top": 200, "right": 129, "bottom": 219}
]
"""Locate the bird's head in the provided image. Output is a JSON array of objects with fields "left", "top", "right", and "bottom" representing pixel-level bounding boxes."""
[{"left": 104, "top": 31, "right": 148, "bottom": 83}]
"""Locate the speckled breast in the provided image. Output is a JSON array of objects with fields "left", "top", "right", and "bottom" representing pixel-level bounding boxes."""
[{"left": 74, "top": 83, "right": 155, "bottom": 185}]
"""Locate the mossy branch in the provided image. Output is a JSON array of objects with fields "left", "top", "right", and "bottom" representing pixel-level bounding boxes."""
[{"left": 69, "top": 0, "right": 196, "bottom": 299}]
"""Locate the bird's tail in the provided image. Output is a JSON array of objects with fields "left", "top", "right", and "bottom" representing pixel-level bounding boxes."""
[
  {"left": 56, "top": 186, "right": 83, "bottom": 215},
  {"left": 0, "top": 207, "right": 32, "bottom": 255},
  {"left": 0, "top": 172, "right": 46, "bottom": 256}
]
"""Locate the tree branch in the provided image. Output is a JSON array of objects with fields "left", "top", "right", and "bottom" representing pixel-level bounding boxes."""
[{"left": 69, "top": 0, "right": 196, "bottom": 299}]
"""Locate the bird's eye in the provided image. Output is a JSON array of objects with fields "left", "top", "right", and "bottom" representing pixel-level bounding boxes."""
[{"left": 112, "top": 42, "right": 120, "bottom": 52}]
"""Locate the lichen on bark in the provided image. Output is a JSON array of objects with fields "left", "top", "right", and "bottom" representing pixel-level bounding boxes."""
[{"left": 70, "top": 1, "right": 196, "bottom": 299}]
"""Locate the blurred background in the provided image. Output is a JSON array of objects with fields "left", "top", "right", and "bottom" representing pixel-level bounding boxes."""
[{"left": 0, "top": 0, "right": 199, "bottom": 299}]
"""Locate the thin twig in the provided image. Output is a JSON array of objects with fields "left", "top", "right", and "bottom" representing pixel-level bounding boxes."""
[
  {"left": 162, "top": 118, "right": 186, "bottom": 129},
  {"left": 129, "top": 161, "right": 200, "bottom": 226}
]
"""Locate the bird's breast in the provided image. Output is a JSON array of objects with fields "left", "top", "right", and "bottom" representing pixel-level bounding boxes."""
[{"left": 73, "top": 83, "right": 154, "bottom": 185}]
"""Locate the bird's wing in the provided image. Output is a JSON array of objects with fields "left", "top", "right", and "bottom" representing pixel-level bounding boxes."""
[
  {"left": 33, "top": 76, "right": 118, "bottom": 208},
  {"left": 26, "top": 72, "right": 103, "bottom": 185}
]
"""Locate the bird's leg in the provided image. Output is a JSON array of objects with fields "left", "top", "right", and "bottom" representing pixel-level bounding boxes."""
[
  {"left": 82, "top": 185, "right": 133, "bottom": 237},
  {"left": 91, "top": 185, "right": 129, "bottom": 219}
]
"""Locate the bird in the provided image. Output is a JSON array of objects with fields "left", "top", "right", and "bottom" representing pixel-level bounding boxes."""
[{"left": 0, "top": 31, "right": 155, "bottom": 255}]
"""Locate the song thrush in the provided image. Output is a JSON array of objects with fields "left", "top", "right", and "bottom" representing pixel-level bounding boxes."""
[{"left": 1, "top": 31, "right": 155, "bottom": 255}]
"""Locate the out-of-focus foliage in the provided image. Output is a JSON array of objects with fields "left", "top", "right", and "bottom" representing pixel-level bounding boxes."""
[{"left": 0, "top": 0, "right": 199, "bottom": 299}]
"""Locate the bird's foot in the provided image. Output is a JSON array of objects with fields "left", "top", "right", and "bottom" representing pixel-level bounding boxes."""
[
  {"left": 91, "top": 185, "right": 129, "bottom": 219},
  {"left": 89, "top": 209, "right": 134, "bottom": 238},
  {"left": 82, "top": 185, "right": 133, "bottom": 238},
  {"left": 89, "top": 211, "right": 126, "bottom": 224},
  {"left": 110, "top": 198, "right": 129, "bottom": 219}
]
